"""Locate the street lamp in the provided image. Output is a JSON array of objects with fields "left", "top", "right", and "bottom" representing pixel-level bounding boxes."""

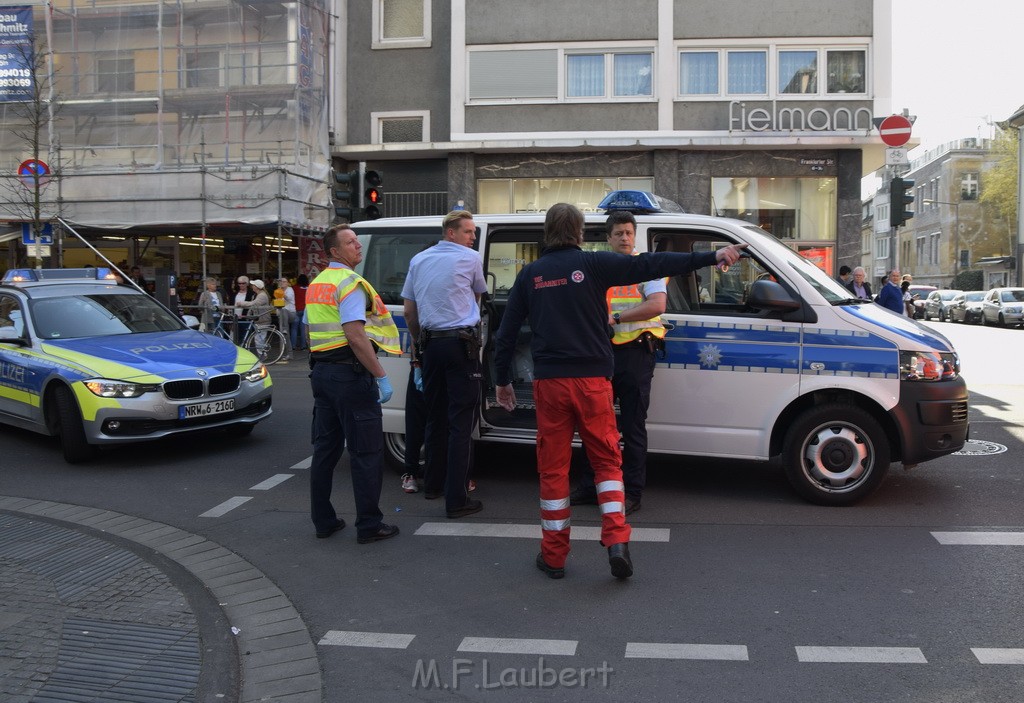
[{"left": 923, "top": 198, "right": 960, "bottom": 285}]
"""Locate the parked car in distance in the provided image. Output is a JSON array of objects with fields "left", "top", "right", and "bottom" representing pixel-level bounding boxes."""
[
  {"left": 981, "top": 287, "right": 1024, "bottom": 327},
  {"left": 923, "top": 289, "right": 963, "bottom": 322},
  {"left": 907, "top": 284, "right": 937, "bottom": 319},
  {"left": 949, "top": 291, "right": 985, "bottom": 324}
]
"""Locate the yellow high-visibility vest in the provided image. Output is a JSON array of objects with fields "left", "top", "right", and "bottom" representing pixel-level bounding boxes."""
[
  {"left": 606, "top": 281, "right": 666, "bottom": 345},
  {"left": 306, "top": 267, "right": 400, "bottom": 354}
]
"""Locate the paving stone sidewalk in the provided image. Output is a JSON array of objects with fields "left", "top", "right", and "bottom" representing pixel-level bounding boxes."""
[{"left": 0, "top": 497, "right": 320, "bottom": 703}]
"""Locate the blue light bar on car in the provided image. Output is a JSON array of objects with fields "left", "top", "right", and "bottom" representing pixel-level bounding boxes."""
[
  {"left": 597, "top": 190, "right": 686, "bottom": 214},
  {"left": 2, "top": 267, "right": 113, "bottom": 283}
]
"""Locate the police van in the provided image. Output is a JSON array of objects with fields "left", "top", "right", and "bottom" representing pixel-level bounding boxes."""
[
  {"left": 0, "top": 267, "right": 273, "bottom": 462},
  {"left": 352, "top": 192, "right": 968, "bottom": 505}
]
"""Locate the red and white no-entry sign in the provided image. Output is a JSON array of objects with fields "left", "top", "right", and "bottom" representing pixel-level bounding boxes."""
[{"left": 878, "top": 115, "right": 913, "bottom": 147}]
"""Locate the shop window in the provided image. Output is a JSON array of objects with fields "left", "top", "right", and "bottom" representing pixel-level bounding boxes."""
[
  {"left": 711, "top": 177, "right": 836, "bottom": 240},
  {"left": 477, "top": 177, "right": 654, "bottom": 215},
  {"left": 373, "top": 0, "right": 431, "bottom": 49}
]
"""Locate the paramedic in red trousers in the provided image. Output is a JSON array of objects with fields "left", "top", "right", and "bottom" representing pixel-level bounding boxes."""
[
  {"left": 570, "top": 210, "right": 664, "bottom": 515},
  {"left": 305, "top": 225, "right": 401, "bottom": 544},
  {"left": 402, "top": 210, "right": 488, "bottom": 519},
  {"left": 493, "top": 203, "right": 745, "bottom": 580}
]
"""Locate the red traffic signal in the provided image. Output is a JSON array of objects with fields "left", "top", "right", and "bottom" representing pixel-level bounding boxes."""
[{"left": 363, "top": 170, "right": 383, "bottom": 219}]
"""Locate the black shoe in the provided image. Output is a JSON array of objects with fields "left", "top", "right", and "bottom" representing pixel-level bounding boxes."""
[
  {"left": 608, "top": 543, "right": 633, "bottom": 579},
  {"left": 424, "top": 490, "right": 443, "bottom": 500},
  {"left": 357, "top": 524, "right": 400, "bottom": 544},
  {"left": 535, "top": 553, "right": 565, "bottom": 579},
  {"left": 625, "top": 497, "right": 641, "bottom": 515},
  {"left": 315, "top": 519, "right": 346, "bottom": 539},
  {"left": 446, "top": 499, "right": 483, "bottom": 519},
  {"left": 569, "top": 487, "right": 597, "bottom": 506}
]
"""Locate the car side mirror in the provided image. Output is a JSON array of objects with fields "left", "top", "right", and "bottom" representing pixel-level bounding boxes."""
[
  {"left": 0, "top": 326, "right": 28, "bottom": 345},
  {"left": 746, "top": 279, "right": 801, "bottom": 311},
  {"left": 182, "top": 314, "right": 201, "bottom": 330}
]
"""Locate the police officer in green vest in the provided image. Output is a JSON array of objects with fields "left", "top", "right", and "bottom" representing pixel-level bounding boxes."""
[{"left": 305, "top": 225, "right": 401, "bottom": 543}]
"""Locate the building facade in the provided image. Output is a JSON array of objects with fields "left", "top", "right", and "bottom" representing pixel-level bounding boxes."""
[
  {"left": 868, "top": 138, "right": 1016, "bottom": 289},
  {"left": 335, "top": 0, "right": 896, "bottom": 275},
  {"left": 1, "top": 0, "right": 332, "bottom": 291}
]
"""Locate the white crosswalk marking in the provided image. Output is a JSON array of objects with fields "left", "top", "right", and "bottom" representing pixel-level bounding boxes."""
[
  {"left": 625, "top": 643, "right": 748, "bottom": 661},
  {"left": 457, "top": 637, "right": 578, "bottom": 656},
  {"left": 198, "top": 496, "right": 251, "bottom": 518},
  {"left": 249, "top": 474, "right": 294, "bottom": 490},
  {"left": 795, "top": 646, "right": 927, "bottom": 663},
  {"left": 932, "top": 531, "right": 1024, "bottom": 545},
  {"left": 291, "top": 456, "right": 312, "bottom": 469},
  {"left": 318, "top": 631, "right": 415, "bottom": 649},
  {"left": 414, "top": 522, "right": 670, "bottom": 542},
  {"left": 972, "top": 648, "right": 1024, "bottom": 665}
]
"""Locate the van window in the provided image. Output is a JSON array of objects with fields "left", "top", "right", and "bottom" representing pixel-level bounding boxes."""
[
  {"left": 653, "top": 232, "right": 773, "bottom": 314},
  {"left": 356, "top": 228, "right": 449, "bottom": 305}
]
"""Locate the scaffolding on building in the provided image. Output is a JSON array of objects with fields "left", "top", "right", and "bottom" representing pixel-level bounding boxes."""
[{"left": 0, "top": 0, "right": 332, "bottom": 277}]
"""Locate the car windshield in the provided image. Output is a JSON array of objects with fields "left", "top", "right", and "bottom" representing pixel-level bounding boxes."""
[
  {"left": 965, "top": 291, "right": 984, "bottom": 302},
  {"left": 939, "top": 291, "right": 960, "bottom": 300},
  {"left": 30, "top": 293, "right": 184, "bottom": 339},
  {"left": 999, "top": 290, "right": 1024, "bottom": 303},
  {"left": 739, "top": 226, "right": 856, "bottom": 304}
]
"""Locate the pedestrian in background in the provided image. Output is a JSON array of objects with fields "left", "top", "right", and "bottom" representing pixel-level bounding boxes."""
[
  {"left": 275, "top": 277, "right": 295, "bottom": 362},
  {"left": 196, "top": 277, "right": 223, "bottom": 332},
  {"left": 845, "top": 266, "right": 873, "bottom": 299},
  {"left": 493, "top": 203, "right": 746, "bottom": 580},
  {"left": 877, "top": 269, "right": 905, "bottom": 314},
  {"left": 401, "top": 210, "right": 487, "bottom": 519},
  {"left": 292, "top": 273, "right": 309, "bottom": 350},
  {"left": 305, "top": 225, "right": 400, "bottom": 544}
]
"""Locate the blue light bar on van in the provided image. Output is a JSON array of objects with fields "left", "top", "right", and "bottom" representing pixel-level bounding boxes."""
[
  {"left": 2, "top": 267, "right": 113, "bottom": 283},
  {"left": 598, "top": 190, "right": 686, "bottom": 214}
]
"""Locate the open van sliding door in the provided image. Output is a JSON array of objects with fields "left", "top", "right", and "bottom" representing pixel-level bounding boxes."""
[{"left": 478, "top": 224, "right": 610, "bottom": 441}]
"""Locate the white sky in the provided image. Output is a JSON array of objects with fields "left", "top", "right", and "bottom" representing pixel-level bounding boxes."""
[{"left": 892, "top": 0, "right": 1020, "bottom": 155}]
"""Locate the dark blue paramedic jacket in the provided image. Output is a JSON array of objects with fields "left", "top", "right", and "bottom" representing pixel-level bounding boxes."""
[{"left": 493, "top": 245, "right": 718, "bottom": 386}]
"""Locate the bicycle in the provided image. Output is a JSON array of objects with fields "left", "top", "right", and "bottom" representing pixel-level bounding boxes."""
[{"left": 206, "top": 308, "right": 287, "bottom": 365}]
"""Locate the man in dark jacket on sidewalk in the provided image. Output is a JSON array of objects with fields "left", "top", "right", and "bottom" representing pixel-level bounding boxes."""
[{"left": 493, "top": 203, "right": 745, "bottom": 581}]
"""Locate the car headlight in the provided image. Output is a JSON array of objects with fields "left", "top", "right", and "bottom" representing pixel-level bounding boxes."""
[
  {"left": 899, "top": 351, "right": 959, "bottom": 382},
  {"left": 242, "top": 364, "right": 269, "bottom": 383},
  {"left": 84, "top": 379, "right": 161, "bottom": 398}
]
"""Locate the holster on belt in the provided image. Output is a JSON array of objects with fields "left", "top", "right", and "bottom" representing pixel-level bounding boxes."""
[
  {"left": 638, "top": 331, "right": 666, "bottom": 358},
  {"left": 458, "top": 329, "right": 482, "bottom": 360}
]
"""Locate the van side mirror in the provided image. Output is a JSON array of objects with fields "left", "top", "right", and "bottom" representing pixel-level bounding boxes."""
[{"left": 746, "top": 279, "right": 801, "bottom": 311}]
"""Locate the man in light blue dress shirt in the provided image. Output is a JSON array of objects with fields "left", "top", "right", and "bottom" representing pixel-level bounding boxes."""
[{"left": 402, "top": 211, "right": 488, "bottom": 518}]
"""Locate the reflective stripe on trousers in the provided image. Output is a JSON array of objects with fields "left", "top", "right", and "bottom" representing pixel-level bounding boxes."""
[{"left": 534, "top": 376, "right": 631, "bottom": 568}]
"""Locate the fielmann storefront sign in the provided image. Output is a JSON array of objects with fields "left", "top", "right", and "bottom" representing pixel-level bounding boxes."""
[{"left": 728, "top": 100, "right": 873, "bottom": 133}]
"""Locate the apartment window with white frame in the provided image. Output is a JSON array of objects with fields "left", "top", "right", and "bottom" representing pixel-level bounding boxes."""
[
  {"left": 678, "top": 43, "right": 867, "bottom": 98},
  {"left": 875, "top": 236, "right": 889, "bottom": 260},
  {"left": 371, "top": 111, "right": 429, "bottom": 144},
  {"left": 566, "top": 52, "right": 653, "bottom": 98},
  {"left": 372, "top": 0, "right": 431, "bottom": 49},
  {"left": 961, "top": 172, "right": 978, "bottom": 200},
  {"left": 929, "top": 232, "right": 941, "bottom": 265}
]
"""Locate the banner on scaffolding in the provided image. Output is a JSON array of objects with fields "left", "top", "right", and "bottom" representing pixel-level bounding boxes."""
[{"left": 0, "top": 6, "right": 33, "bottom": 103}]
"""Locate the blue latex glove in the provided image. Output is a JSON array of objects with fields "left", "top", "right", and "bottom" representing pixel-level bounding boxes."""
[
  {"left": 413, "top": 367, "right": 424, "bottom": 392},
  {"left": 376, "top": 374, "right": 393, "bottom": 404}
]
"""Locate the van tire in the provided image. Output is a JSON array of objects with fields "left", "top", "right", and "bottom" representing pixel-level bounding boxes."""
[
  {"left": 782, "top": 404, "right": 890, "bottom": 505},
  {"left": 54, "top": 385, "right": 99, "bottom": 464},
  {"left": 384, "top": 432, "right": 425, "bottom": 475}
]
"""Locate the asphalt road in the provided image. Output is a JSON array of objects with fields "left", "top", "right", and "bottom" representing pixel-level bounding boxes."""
[{"left": 3, "top": 320, "right": 1023, "bottom": 702}]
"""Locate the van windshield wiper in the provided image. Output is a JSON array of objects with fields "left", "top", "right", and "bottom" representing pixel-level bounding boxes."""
[{"left": 833, "top": 297, "right": 869, "bottom": 306}]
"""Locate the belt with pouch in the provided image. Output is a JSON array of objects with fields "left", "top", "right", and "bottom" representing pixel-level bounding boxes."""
[{"left": 425, "top": 327, "right": 474, "bottom": 339}]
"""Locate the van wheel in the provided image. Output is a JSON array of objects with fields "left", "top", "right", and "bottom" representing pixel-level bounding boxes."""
[
  {"left": 781, "top": 404, "right": 890, "bottom": 505},
  {"left": 53, "top": 386, "right": 99, "bottom": 464},
  {"left": 384, "top": 432, "right": 425, "bottom": 475}
]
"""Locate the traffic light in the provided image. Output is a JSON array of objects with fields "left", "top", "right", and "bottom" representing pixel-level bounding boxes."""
[
  {"left": 363, "top": 170, "right": 383, "bottom": 220},
  {"left": 889, "top": 176, "right": 915, "bottom": 228},
  {"left": 333, "top": 168, "right": 359, "bottom": 222}
]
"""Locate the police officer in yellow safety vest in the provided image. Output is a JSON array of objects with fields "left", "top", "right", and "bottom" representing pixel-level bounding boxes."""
[
  {"left": 570, "top": 210, "right": 666, "bottom": 516},
  {"left": 305, "top": 225, "right": 402, "bottom": 544}
]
